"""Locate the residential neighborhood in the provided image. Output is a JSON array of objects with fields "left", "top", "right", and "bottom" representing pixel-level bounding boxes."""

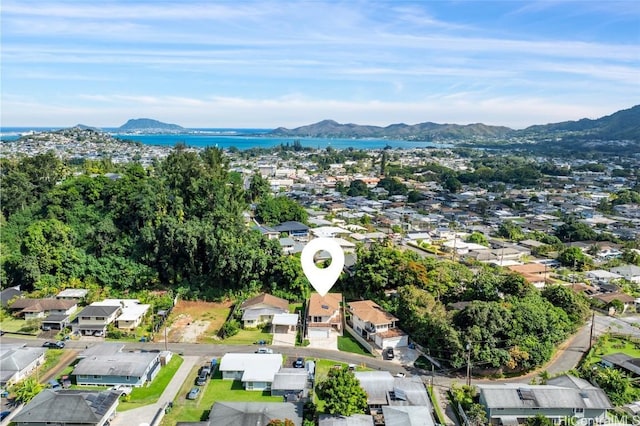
[{"left": 2, "top": 128, "right": 640, "bottom": 425}]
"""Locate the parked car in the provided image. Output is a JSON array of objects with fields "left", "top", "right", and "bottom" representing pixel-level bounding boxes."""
[
  {"left": 187, "top": 387, "right": 200, "bottom": 400},
  {"left": 255, "top": 347, "right": 273, "bottom": 354},
  {"left": 195, "top": 374, "right": 207, "bottom": 386},
  {"left": 384, "top": 347, "right": 395, "bottom": 360},
  {"left": 48, "top": 379, "right": 61, "bottom": 389},
  {"left": 200, "top": 365, "right": 212, "bottom": 377},
  {"left": 293, "top": 357, "right": 304, "bottom": 368},
  {"left": 0, "top": 411, "right": 11, "bottom": 421},
  {"left": 40, "top": 325, "right": 52, "bottom": 331},
  {"left": 93, "top": 330, "right": 104, "bottom": 337},
  {"left": 43, "top": 341, "right": 65, "bottom": 349}
]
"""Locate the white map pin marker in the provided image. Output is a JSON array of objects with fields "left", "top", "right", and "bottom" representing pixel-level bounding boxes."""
[{"left": 301, "top": 237, "right": 345, "bottom": 297}]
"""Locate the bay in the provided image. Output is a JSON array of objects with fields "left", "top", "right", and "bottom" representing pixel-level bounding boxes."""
[{"left": 0, "top": 127, "right": 448, "bottom": 150}]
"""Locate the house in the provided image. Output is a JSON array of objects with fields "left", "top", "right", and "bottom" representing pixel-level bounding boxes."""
[
  {"left": 56, "top": 288, "right": 89, "bottom": 300},
  {"left": 75, "top": 304, "right": 121, "bottom": 336},
  {"left": 72, "top": 344, "right": 160, "bottom": 387},
  {"left": 196, "top": 401, "right": 303, "bottom": 426},
  {"left": 10, "top": 389, "right": 120, "bottom": 426},
  {"left": 507, "top": 263, "right": 552, "bottom": 289},
  {"left": 273, "top": 221, "right": 310, "bottom": 239},
  {"left": 0, "top": 285, "right": 22, "bottom": 308},
  {"left": 240, "top": 293, "right": 290, "bottom": 329},
  {"left": 586, "top": 270, "right": 622, "bottom": 285},
  {"left": 219, "top": 353, "right": 283, "bottom": 391},
  {"left": 601, "top": 353, "right": 640, "bottom": 377},
  {"left": 382, "top": 406, "right": 436, "bottom": 426},
  {"left": 354, "top": 371, "right": 434, "bottom": 413},
  {"left": 270, "top": 368, "right": 309, "bottom": 400},
  {"left": 0, "top": 344, "right": 46, "bottom": 386},
  {"left": 477, "top": 375, "right": 612, "bottom": 425},
  {"left": 8, "top": 298, "right": 77, "bottom": 319},
  {"left": 591, "top": 292, "right": 636, "bottom": 313},
  {"left": 91, "top": 299, "right": 151, "bottom": 330},
  {"left": 610, "top": 264, "right": 640, "bottom": 283},
  {"left": 307, "top": 293, "right": 343, "bottom": 338},
  {"left": 318, "top": 414, "right": 374, "bottom": 425},
  {"left": 348, "top": 300, "right": 408, "bottom": 349}
]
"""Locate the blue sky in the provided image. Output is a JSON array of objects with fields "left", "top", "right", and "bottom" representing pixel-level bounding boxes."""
[{"left": 1, "top": 0, "right": 639, "bottom": 129}]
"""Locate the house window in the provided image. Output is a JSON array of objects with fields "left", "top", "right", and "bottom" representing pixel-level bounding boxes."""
[
  {"left": 313, "top": 316, "right": 322, "bottom": 322},
  {"left": 126, "top": 376, "right": 130, "bottom": 381},
  {"left": 93, "top": 375, "right": 101, "bottom": 379},
  {"left": 246, "top": 382, "right": 253, "bottom": 390},
  {"left": 81, "top": 317, "right": 90, "bottom": 320},
  {"left": 79, "top": 375, "right": 89, "bottom": 379},
  {"left": 574, "top": 408, "right": 585, "bottom": 414},
  {"left": 95, "top": 317, "right": 105, "bottom": 320}
]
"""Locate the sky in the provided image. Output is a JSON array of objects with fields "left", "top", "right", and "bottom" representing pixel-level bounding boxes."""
[{"left": 1, "top": 0, "right": 639, "bottom": 129}]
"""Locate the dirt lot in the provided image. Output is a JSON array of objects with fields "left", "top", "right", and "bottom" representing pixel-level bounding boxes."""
[{"left": 157, "top": 300, "right": 232, "bottom": 343}]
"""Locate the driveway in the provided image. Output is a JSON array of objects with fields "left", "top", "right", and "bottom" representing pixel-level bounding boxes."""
[
  {"left": 272, "top": 332, "right": 296, "bottom": 347},
  {"left": 110, "top": 355, "right": 199, "bottom": 426},
  {"left": 307, "top": 329, "right": 339, "bottom": 350}
]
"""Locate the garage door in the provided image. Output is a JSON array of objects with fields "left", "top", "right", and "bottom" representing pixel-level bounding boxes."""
[{"left": 308, "top": 328, "right": 331, "bottom": 338}]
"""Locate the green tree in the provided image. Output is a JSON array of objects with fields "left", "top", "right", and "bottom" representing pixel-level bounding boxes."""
[
  {"left": 525, "top": 415, "right": 554, "bottom": 426},
  {"left": 497, "top": 221, "right": 525, "bottom": 241},
  {"left": 255, "top": 196, "right": 308, "bottom": 225},
  {"left": 316, "top": 367, "right": 368, "bottom": 416},
  {"left": 347, "top": 179, "right": 370, "bottom": 197},
  {"left": 558, "top": 246, "right": 593, "bottom": 271},
  {"left": 12, "top": 377, "right": 44, "bottom": 403},
  {"left": 248, "top": 173, "right": 271, "bottom": 202},
  {"left": 466, "top": 232, "right": 488, "bottom": 246}
]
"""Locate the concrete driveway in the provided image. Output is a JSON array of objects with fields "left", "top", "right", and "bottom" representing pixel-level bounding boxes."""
[{"left": 307, "top": 329, "right": 339, "bottom": 350}]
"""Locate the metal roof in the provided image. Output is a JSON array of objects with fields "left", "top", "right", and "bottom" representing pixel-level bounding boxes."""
[{"left": 72, "top": 352, "right": 159, "bottom": 377}]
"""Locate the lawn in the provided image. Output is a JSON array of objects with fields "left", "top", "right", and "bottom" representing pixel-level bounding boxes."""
[
  {"left": 337, "top": 334, "right": 373, "bottom": 356},
  {"left": 40, "top": 349, "right": 65, "bottom": 373},
  {"left": 165, "top": 300, "right": 232, "bottom": 343},
  {"left": 591, "top": 335, "right": 640, "bottom": 362},
  {"left": 219, "top": 328, "right": 273, "bottom": 345},
  {"left": 119, "top": 355, "right": 184, "bottom": 411},
  {"left": 161, "top": 363, "right": 281, "bottom": 424},
  {"left": 0, "top": 317, "right": 37, "bottom": 334}
]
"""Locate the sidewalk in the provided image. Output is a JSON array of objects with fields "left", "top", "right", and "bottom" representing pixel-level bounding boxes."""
[{"left": 110, "top": 355, "right": 199, "bottom": 426}]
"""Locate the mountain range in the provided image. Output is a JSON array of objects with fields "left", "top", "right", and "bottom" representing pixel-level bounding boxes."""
[{"left": 269, "top": 105, "right": 640, "bottom": 142}]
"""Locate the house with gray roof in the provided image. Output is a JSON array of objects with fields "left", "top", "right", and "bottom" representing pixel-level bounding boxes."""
[
  {"left": 271, "top": 367, "right": 309, "bottom": 400},
  {"left": 382, "top": 406, "right": 435, "bottom": 426},
  {"left": 601, "top": 353, "right": 640, "bottom": 377},
  {"left": 74, "top": 304, "right": 121, "bottom": 336},
  {"left": 11, "top": 389, "right": 120, "bottom": 426},
  {"left": 318, "top": 414, "right": 374, "bottom": 425},
  {"left": 610, "top": 264, "right": 640, "bottom": 283},
  {"left": 354, "top": 371, "right": 435, "bottom": 423},
  {"left": 72, "top": 346, "right": 160, "bottom": 387},
  {"left": 0, "top": 285, "right": 22, "bottom": 308},
  {"left": 0, "top": 344, "right": 46, "bottom": 386},
  {"left": 220, "top": 353, "right": 283, "bottom": 391},
  {"left": 178, "top": 401, "right": 303, "bottom": 426},
  {"left": 477, "top": 374, "right": 612, "bottom": 425}
]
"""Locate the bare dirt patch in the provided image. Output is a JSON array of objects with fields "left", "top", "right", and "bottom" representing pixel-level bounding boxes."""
[{"left": 157, "top": 300, "right": 232, "bottom": 343}]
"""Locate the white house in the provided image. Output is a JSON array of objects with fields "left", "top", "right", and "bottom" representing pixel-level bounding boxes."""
[
  {"left": 219, "top": 353, "right": 283, "bottom": 391},
  {"left": 0, "top": 344, "right": 46, "bottom": 386},
  {"left": 348, "top": 300, "right": 408, "bottom": 349}
]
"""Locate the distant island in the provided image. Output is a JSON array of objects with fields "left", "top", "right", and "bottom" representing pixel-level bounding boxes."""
[{"left": 117, "top": 118, "right": 184, "bottom": 133}]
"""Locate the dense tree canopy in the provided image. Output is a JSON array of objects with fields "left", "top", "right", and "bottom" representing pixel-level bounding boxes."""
[{"left": 316, "top": 367, "right": 368, "bottom": 416}]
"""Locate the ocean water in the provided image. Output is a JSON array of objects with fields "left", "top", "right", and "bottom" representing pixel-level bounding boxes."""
[{"left": 0, "top": 127, "right": 448, "bottom": 150}]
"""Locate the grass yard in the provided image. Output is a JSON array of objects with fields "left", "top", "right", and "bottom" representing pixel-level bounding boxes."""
[
  {"left": 40, "top": 349, "right": 65, "bottom": 373},
  {"left": 161, "top": 363, "right": 281, "bottom": 424},
  {"left": 591, "top": 335, "right": 640, "bottom": 362},
  {"left": 0, "top": 317, "right": 28, "bottom": 333},
  {"left": 289, "top": 303, "right": 303, "bottom": 314},
  {"left": 337, "top": 334, "right": 373, "bottom": 356},
  {"left": 119, "top": 355, "right": 184, "bottom": 411},
  {"left": 219, "top": 328, "right": 273, "bottom": 345}
]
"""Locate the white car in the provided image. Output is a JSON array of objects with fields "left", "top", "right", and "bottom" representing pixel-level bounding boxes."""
[{"left": 255, "top": 347, "right": 273, "bottom": 354}]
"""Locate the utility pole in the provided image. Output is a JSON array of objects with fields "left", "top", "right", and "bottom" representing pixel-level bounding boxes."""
[
  {"left": 589, "top": 311, "right": 596, "bottom": 350},
  {"left": 466, "top": 342, "right": 472, "bottom": 387}
]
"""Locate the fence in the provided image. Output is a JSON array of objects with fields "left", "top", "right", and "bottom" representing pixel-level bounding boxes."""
[{"left": 344, "top": 324, "right": 377, "bottom": 356}]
